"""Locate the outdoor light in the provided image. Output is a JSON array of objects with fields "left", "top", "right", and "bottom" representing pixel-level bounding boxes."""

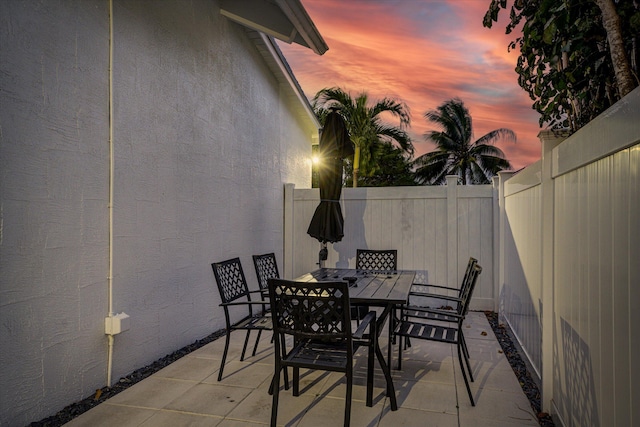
[{"left": 312, "top": 155, "right": 321, "bottom": 165}]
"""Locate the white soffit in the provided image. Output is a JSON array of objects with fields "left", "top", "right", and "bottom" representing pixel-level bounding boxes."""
[{"left": 220, "top": 0, "right": 328, "bottom": 55}]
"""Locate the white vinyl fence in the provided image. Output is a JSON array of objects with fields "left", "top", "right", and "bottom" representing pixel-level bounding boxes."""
[
  {"left": 284, "top": 176, "right": 498, "bottom": 311},
  {"left": 499, "top": 87, "right": 640, "bottom": 426}
]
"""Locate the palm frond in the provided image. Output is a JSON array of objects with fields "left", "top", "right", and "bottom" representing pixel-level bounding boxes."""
[
  {"left": 420, "top": 98, "right": 515, "bottom": 184},
  {"left": 475, "top": 128, "right": 517, "bottom": 145}
]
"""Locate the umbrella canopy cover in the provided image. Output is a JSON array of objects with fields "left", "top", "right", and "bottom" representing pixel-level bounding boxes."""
[{"left": 307, "top": 111, "right": 354, "bottom": 243}]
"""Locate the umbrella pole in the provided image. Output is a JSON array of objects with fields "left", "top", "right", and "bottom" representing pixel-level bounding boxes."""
[{"left": 318, "top": 243, "right": 328, "bottom": 268}]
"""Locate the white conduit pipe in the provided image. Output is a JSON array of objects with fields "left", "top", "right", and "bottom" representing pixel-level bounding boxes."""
[{"left": 107, "top": 0, "right": 115, "bottom": 388}]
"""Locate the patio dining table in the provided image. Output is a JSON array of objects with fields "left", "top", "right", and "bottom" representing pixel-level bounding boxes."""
[{"left": 294, "top": 267, "right": 416, "bottom": 410}]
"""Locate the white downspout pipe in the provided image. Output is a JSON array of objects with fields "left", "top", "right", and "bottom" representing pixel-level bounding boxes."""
[{"left": 106, "top": 0, "right": 115, "bottom": 387}]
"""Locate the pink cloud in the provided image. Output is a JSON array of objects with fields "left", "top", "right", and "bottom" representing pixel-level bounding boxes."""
[{"left": 280, "top": 0, "right": 543, "bottom": 170}]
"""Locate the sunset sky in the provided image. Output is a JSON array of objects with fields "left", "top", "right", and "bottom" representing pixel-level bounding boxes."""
[{"left": 278, "top": 0, "right": 544, "bottom": 171}]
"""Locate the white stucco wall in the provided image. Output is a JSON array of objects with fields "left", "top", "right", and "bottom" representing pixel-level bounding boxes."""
[{"left": 0, "top": 0, "right": 315, "bottom": 425}]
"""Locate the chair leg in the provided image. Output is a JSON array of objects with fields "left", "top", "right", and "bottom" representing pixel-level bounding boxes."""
[
  {"left": 251, "top": 329, "right": 263, "bottom": 357},
  {"left": 270, "top": 367, "right": 281, "bottom": 427},
  {"left": 397, "top": 335, "right": 403, "bottom": 370},
  {"left": 375, "top": 341, "right": 398, "bottom": 411},
  {"left": 401, "top": 311, "right": 411, "bottom": 348},
  {"left": 387, "top": 321, "right": 392, "bottom": 374},
  {"left": 218, "top": 332, "right": 231, "bottom": 381},
  {"left": 366, "top": 340, "right": 375, "bottom": 407},
  {"left": 293, "top": 367, "right": 300, "bottom": 396},
  {"left": 401, "top": 317, "right": 411, "bottom": 349},
  {"left": 457, "top": 343, "right": 475, "bottom": 406},
  {"left": 461, "top": 334, "right": 470, "bottom": 359},
  {"left": 344, "top": 370, "right": 353, "bottom": 427},
  {"left": 460, "top": 332, "right": 474, "bottom": 382},
  {"left": 240, "top": 330, "right": 251, "bottom": 361},
  {"left": 280, "top": 336, "right": 290, "bottom": 390},
  {"left": 390, "top": 307, "right": 397, "bottom": 345}
]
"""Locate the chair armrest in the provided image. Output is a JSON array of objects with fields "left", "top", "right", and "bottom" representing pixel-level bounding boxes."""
[
  {"left": 408, "top": 291, "right": 462, "bottom": 303},
  {"left": 411, "top": 283, "right": 459, "bottom": 292},
  {"left": 220, "top": 300, "right": 270, "bottom": 307},
  {"left": 352, "top": 311, "right": 376, "bottom": 339}
]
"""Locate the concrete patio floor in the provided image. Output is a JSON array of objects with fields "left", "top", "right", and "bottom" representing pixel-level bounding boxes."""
[{"left": 64, "top": 312, "right": 540, "bottom": 426}]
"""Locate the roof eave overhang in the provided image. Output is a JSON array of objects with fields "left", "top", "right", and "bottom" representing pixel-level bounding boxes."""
[{"left": 219, "top": 0, "right": 328, "bottom": 55}]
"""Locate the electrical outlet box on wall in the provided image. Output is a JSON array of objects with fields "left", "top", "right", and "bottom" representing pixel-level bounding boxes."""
[{"left": 105, "top": 312, "right": 131, "bottom": 335}]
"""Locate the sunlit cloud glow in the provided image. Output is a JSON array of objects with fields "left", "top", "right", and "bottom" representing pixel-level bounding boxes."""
[{"left": 280, "top": 0, "right": 543, "bottom": 170}]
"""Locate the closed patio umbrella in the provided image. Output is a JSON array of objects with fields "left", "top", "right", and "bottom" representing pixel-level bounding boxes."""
[{"left": 307, "top": 111, "right": 354, "bottom": 260}]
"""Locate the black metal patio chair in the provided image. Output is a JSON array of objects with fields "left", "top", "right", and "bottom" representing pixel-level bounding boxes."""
[
  {"left": 404, "top": 257, "right": 478, "bottom": 323},
  {"left": 211, "top": 257, "right": 272, "bottom": 381},
  {"left": 267, "top": 278, "right": 381, "bottom": 427},
  {"left": 400, "top": 257, "right": 478, "bottom": 354},
  {"left": 356, "top": 249, "right": 398, "bottom": 271},
  {"left": 353, "top": 249, "right": 398, "bottom": 325},
  {"left": 395, "top": 263, "right": 483, "bottom": 406},
  {"left": 252, "top": 252, "right": 280, "bottom": 301}
]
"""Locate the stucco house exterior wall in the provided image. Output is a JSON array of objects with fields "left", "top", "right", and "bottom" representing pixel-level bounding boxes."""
[{"left": 0, "top": 0, "right": 320, "bottom": 425}]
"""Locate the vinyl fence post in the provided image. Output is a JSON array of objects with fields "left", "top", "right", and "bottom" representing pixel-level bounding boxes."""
[{"left": 445, "top": 175, "right": 459, "bottom": 288}]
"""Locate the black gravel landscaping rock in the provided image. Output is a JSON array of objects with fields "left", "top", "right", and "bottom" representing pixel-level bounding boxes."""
[
  {"left": 31, "top": 312, "right": 554, "bottom": 426},
  {"left": 484, "top": 311, "right": 555, "bottom": 427}
]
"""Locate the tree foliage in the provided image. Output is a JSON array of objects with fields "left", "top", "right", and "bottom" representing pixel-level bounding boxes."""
[
  {"left": 344, "top": 142, "right": 417, "bottom": 187},
  {"left": 483, "top": 0, "right": 639, "bottom": 133},
  {"left": 313, "top": 88, "right": 413, "bottom": 187},
  {"left": 413, "top": 98, "right": 515, "bottom": 185}
]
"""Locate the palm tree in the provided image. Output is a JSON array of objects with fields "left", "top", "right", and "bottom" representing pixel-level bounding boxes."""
[
  {"left": 313, "top": 88, "right": 413, "bottom": 187},
  {"left": 413, "top": 98, "right": 515, "bottom": 185}
]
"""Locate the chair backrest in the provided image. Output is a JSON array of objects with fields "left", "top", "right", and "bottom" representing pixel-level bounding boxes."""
[
  {"left": 356, "top": 249, "right": 397, "bottom": 271},
  {"left": 268, "top": 278, "right": 352, "bottom": 342},
  {"left": 458, "top": 257, "right": 478, "bottom": 296},
  {"left": 458, "top": 264, "right": 482, "bottom": 316},
  {"left": 252, "top": 253, "right": 280, "bottom": 291},
  {"left": 211, "top": 257, "right": 251, "bottom": 304}
]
